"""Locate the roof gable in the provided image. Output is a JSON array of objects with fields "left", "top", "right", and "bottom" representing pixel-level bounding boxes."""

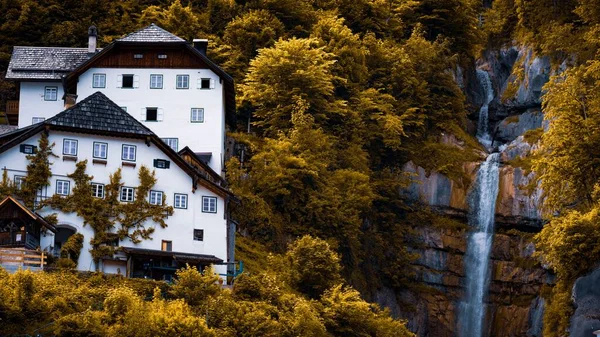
[
  {"left": 117, "top": 23, "right": 186, "bottom": 43},
  {"left": 46, "top": 92, "right": 154, "bottom": 136}
]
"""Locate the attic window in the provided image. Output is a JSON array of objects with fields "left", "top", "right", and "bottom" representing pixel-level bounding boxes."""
[
  {"left": 153, "top": 159, "right": 170, "bottom": 169},
  {"left": 134, "top": 54, "right": 143, "bottom": 59},
  {"left": 158, "top": 54, "right": 167, "bottom": 59},
  {"left": 20, "top": 144, "right": 37, "bottom": 154}
]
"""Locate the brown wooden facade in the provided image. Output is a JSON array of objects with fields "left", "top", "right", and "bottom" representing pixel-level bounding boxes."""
[
  {"left": 93, "top": 45, "right": 210, "bottom": 69},
  {"left": 0, "top": 196, "right": 56, "bottom": 249}
]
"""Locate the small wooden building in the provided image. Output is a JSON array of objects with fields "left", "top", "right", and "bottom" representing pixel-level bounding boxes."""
[{"left": 0, "top": 196, "right": 56, "bottom": 249}]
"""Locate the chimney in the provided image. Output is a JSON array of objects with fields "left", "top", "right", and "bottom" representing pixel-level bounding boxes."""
[
  {"left": 193, "top": 39, "right": 208, "bottom": 55},
  {"left": 65, "top": 94, "right": 78, "bottom": 109},
  {"left": 88, "top": 26, "right": 97, "bottom": 53}
]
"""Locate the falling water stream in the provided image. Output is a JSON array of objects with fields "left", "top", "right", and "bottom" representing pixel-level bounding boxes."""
[{"left": 458, "top": 69, "right": 501, "bottom": 337}]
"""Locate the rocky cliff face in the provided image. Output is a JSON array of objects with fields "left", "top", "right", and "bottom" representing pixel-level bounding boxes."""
[
  {"left": 380, "top": 45, "right": 556, "bottom": 337},
  {"left": 570, "top": 267, "right": 600, "bottom": 337}
]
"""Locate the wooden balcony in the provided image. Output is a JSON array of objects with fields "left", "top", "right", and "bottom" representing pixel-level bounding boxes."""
[{"left": 4, "top": 100, "right": 19, "bottom": 125}]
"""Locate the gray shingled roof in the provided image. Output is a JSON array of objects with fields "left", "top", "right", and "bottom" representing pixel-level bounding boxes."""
[
  {"left": 0, "top": 125, "right": 18, "bottom": 135},
  {"left": 46, "top": 92, "right": 153, "bottom": 135},
  {"left": 6, "top": 47, "right": 93, "bottom": 80},
  {"left": 117, "top": 23, "right": 185, "bottom": 43}
]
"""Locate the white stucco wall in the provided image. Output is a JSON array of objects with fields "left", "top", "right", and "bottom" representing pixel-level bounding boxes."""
[
  {"left": 0, "top": 130, "right": 228, "bottom": 276},
  {"left": 76, "top": 67, "right": 226, "bottom": 174},
  {"left": 18, "top": 82, "right": 65, "bottom": 128}
]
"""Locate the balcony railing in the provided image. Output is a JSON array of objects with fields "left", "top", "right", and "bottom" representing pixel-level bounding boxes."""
[{"left": 5, "top": 100, "right": 19, "bottom": 125}]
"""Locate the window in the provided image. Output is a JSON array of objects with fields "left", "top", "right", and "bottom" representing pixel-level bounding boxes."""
[
  {"left": 122, "top": 145, "right": 136, "bottom": 161},
  {"left": 146, "top": 108, "right": 158, "bottom": 121},
  {"left": 174, "top": 194, "right": 188, "bottom": 209},
  {"left": 150, "top": 74, "right": 163, "bottom": 89},
  {"left": 63, "top": 139, "right": 78, "bottom": 156},
  {"left": 14, "top": 176, "right": 25, "bottom": 190},
  {"left": 56, "top": 180, "right": 70, "bottom": 196},
  {"left": 32, "top": 117, "right": 45, "bottom": 124},
  {"left": 134, "top": 54, "right": 144, "bottom": 59},
  {"left": 91, "top": 183, "right": 104, "bottom": 198},
  {"left": 191, "top": 108, "right": 204, "bottom": 123},
  {"left": 44, "top": 87, "right": 58, "bottom": 101},
  {"left": 161, "top": 240, "right": 172, "bottom": 251},
  {"left": 200, "top": 78, "right": 211, "bottom": 89},
  {"left": 162, "top": 138, "right": 178, "bottom": 151},
  {"left": 92, "top": 74, "right": 106, "bottom": 88},
  {"left": 193, "top": 229, "right": 204, "bottom": 241},
  {"left": 149, "top": 190, "right": 163, "bottom": 205},
  {"left": 176, "top": 75, "right": 189, "bottom": 89},
  {"left": 202, "top": 196, "right": 217, "bottom": 213},
  {"left": 158, "top": 54, "right": 168, "bottom": 59},
  {"left": 153, "top": 159, "right": 170, "bottom": 169},
  {"left": 197, "top": 78, "right": 215, "bottom": 89},
  {"left": 120, "top": 186, "right": 135, "bottom": 202},
  {"left": 20, "top": 144, "right": 36, "bottom": 154},
  {"left": 93, "top": 142, "right": 108, "bottom": 159},
  {"left": 122, "top": 74, "right": 134, "bottom": 88}
]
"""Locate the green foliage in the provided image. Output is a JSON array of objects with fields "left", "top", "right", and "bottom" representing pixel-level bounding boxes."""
[
  {"left": 170, "top": 265, "right": 221, "bottom": 306},
  {"left": 60, "top": 232, "right": 84, "bottom": 266},
  {"left": 45, "top": 161, "right": 173, "bottom": 262},
  {"left": 0, "top": 235, "right": 412, "bottom": 336},
  {"left": 285, "top": 235, "right": 342, "bottom": 298},
  {"left": 21, "top": 133, "right": 55, "bottom": 208}
]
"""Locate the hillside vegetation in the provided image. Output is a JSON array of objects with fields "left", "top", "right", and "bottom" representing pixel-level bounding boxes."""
[{"left": 0, "top": 235, "right": 413, "bottom": 336}]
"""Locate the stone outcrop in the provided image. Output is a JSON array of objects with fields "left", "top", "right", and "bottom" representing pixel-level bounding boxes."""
[
  {"left": 373, "top": 224, "right": 551, "bottom": 337},
  {"left": 569, "top": 267, "right": 600, "bottom": 337}
]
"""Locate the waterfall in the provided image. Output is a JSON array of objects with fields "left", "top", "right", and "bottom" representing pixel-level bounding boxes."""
[
  {"left": 476, "top": 69, "right": 494, "bottom": 147},
  {"left": 458, "top": 152, "right": 501, "bottom": 337}
]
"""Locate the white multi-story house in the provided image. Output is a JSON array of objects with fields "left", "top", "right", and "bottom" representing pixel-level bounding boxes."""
[
  {"left": 6, "top": 24, "right": 235, "bottom": 175},
  {"left": 0, "top": 91, "right": 236, "bottom": 279}
]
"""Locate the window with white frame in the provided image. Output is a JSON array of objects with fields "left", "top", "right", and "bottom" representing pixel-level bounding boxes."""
[
  {"left": 120, "top": 186, "right": 135, "bottom": 202},
  {"left": 92, "top": 73, "right": 106, "bottom": 88},
  {"left": 191, "top": 108, "right": 204, "bottom": 123},
  {"left": 56, "top": 180, "right": 70, "bottom": 196},
  {"left": 150, "top": 74, "right": 163, "bottom": 89},
  {"left": 161, "top": 138, "right": 178, "bottom": 151},
  {"left": 44, "top": 87, "right": 58, "bottom": 101},
  {"left": 32, "top": 117, "right": 45, "bottom": 124},
  {"left": 193, "top": 229, "right": 204, "bottom": 241},
  {"left": 63, "top": 139, "right": 78, "bottom": 156},
  {"left": 122, "top": 144, "right": 136, "bottom": 161},
  {"left": 14, "top": 176, "right": 25, "bottom": 190},
  {"left": 91, "top": 183, "right": 104, "bottom": 198},
  {"left": 176, "top": 75, "right": 189, "bottom": 89},
  {"left": 174, "top": 193, "right": 187, "bottom": 209},
  {"left": 149, "top": 190, "right": 163, "bottom": 205},
  {"left": 93, "top": 142, "right": 108, "bottom": 159},
  {"left": 202, "top": 196, "right": 217, "bottom": 213}
]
